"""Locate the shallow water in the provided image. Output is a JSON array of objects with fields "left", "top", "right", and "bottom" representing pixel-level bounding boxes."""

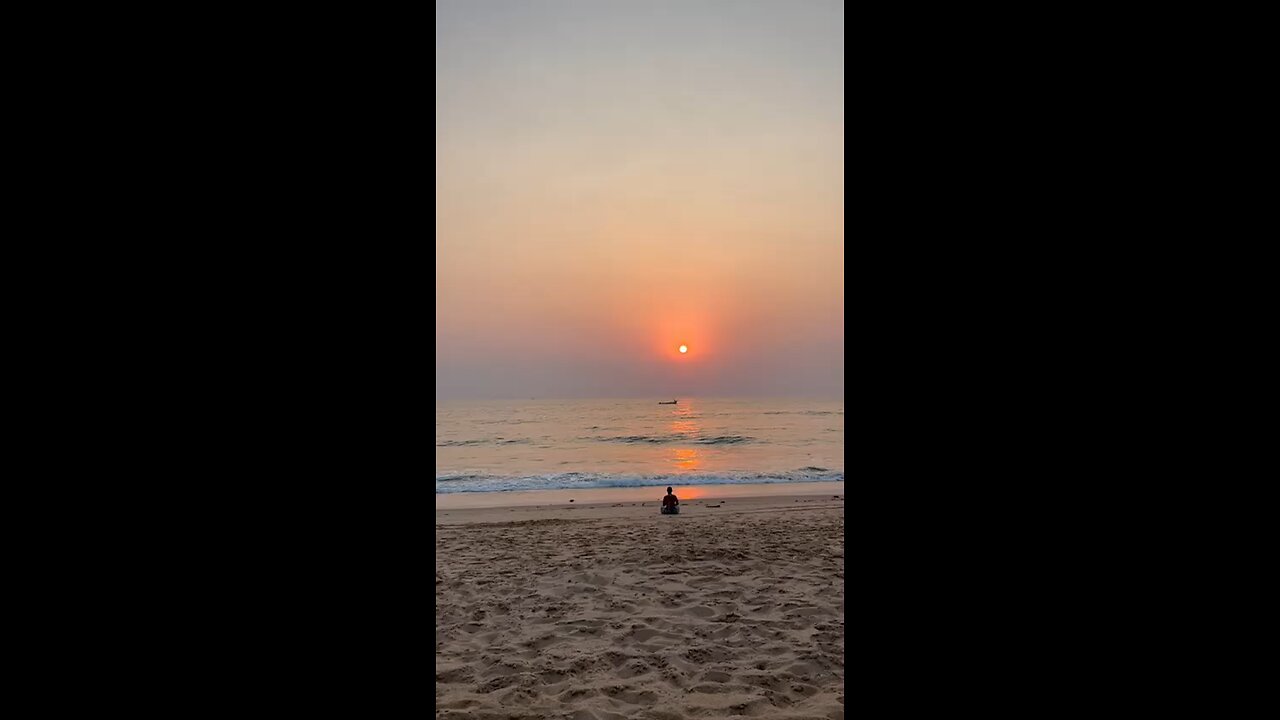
[{"left": 436, "top": 397, "right": 844, "bottom": 493}]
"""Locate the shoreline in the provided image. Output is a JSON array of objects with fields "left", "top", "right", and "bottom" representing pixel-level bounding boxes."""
[{"left": 436, "top": 481, "right": 844, "bottom": 525}]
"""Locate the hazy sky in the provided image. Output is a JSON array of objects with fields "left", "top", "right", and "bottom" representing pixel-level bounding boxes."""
[{"left": 437, "top": 0, "right": 843, "bottom": 399}]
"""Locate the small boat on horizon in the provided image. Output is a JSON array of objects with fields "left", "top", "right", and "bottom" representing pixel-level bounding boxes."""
[{"left": 658, "top": 399, "right": 678, "bottom": 405}]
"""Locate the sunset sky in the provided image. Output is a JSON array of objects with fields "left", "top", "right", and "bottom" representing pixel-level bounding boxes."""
[{"left": 437, "top": 0, "right": 843, "bottom": 399}]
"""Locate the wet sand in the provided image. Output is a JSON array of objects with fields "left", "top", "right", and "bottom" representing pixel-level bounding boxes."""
[
  {"left": 436, "top": 481, "right": 844, "bottom": 520},
  {"left": 436, "top": 486, "right": 845, "bottom": 719}
]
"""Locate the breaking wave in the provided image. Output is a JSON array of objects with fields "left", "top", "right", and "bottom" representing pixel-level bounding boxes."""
[
  {"left": 437, "top": 438, "right": 532, "bottom": 447},
  {"left": 435, "top": 468, "right": 844, "bottom": 494},
  {"left": 584, "top": 434, "right": 755, "bottom": 445}
]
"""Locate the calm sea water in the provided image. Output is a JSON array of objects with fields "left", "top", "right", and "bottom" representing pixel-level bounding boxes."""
[{"left": 436, "top": 397, "right": 844, "bottom": 493}]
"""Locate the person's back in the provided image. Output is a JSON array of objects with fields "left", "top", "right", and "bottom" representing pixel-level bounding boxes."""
[{"left": 661, "top": 486, "right": 679, "bottom": 514}]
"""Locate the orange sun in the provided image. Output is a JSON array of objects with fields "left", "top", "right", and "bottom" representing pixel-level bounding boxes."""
[{"left": 679, "top": 345, "right": 688, "bottom": 354}]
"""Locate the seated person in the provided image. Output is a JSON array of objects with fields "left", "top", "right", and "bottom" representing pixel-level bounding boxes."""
[{"left": 660, "top": 486, "right": 680, "bottom": 514}]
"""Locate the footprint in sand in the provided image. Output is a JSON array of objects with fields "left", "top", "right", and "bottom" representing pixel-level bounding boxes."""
[{"left": 628, "top": 627, "right": 680, "bottom": 643}]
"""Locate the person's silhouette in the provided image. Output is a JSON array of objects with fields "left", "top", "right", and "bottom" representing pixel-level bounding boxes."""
[{"left": 661, "top": 486, "right": 680, "bottom": 515}]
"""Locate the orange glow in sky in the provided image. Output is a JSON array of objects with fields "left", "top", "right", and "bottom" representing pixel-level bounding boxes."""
[{"left": 436, "top": 0, "right": 843, "bottom": 399}]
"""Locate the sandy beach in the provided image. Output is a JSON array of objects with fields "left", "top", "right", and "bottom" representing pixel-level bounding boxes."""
[{"left": 436, "top": 486, "right": 844, "bottom": 719}]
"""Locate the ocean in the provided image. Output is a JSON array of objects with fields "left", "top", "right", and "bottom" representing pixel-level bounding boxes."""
[{"left": 436, "top": 397, "right": 844, "bottom": 494}]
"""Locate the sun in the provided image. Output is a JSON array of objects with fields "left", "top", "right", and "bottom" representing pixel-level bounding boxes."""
[{"left": 679, "top": 345, "right": 688, "bottom": 354}]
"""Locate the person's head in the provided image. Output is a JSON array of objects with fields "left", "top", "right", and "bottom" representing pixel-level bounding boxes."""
[{"left": 667, "top": 487, "right": 673, "bottom": 494}]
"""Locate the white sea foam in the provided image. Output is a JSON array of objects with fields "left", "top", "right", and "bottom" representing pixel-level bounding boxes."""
[{"left": 435, "top": 468, "right": 844, "bottom": 493}]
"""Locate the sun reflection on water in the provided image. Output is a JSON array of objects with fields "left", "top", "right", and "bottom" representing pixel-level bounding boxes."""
[
  {"left": 669, "top": 401, "right": 701, "bottom": 471},
  {"left": 673, "top": 447, "right": 700, "bottom": 470}
]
